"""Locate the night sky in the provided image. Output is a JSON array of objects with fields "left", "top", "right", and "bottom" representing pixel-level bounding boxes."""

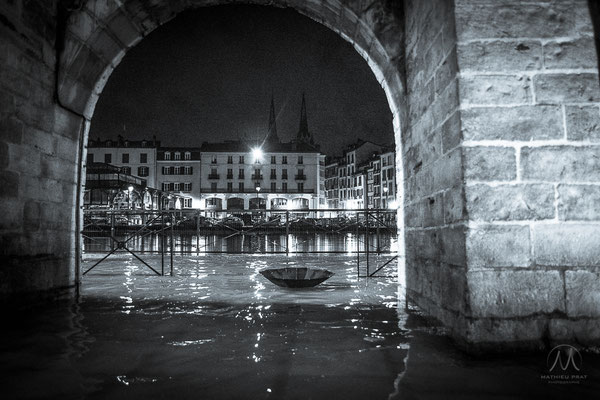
[{"left": 90, "top": 5, "right": 394, "bottom": 156}]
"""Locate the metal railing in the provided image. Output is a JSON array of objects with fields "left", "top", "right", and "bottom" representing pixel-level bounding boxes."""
[{"left": 81, "top": 208, "right": 399, "bottom": 278}]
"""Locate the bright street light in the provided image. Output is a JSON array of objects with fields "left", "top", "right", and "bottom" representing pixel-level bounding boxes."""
[{"left": 252, "top": 147, "right": 263, "bottom": 163}]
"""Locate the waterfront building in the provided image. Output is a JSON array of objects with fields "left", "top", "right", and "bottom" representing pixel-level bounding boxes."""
[
  {"left": 324, "top": 141, "right": 397, "bottom": 212},
  {"left": 86, "top": 136, "right": 160, "bottom": 188},
  {"left": 199, "top": 95, "right": 322, "bottom": 214},
  {"left": 324, "top": 157, "right": 340, "bottom": 209},
  {"left": 379, "top": 149, "right": 396, "bottom": 209},
  {"left": 83, "top": 162, "right": 162, "bottom": 210},
  {"left": 156, "top": 147, "right": 202, "bottom": 209},
  {"left": 337, "top": 140, "right": 384, "bottom": 209}
]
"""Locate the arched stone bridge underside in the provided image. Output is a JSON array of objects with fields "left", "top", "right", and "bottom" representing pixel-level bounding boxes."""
[{"left": 1, "top": 0, "right": 599, "bottom": 350}]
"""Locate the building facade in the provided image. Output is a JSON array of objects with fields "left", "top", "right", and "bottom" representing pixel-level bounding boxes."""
[
  {"left": 156, "top": 147, "right": 202, "bottom": 209},
  {"left": 324, "top": 141, "right": 397, "bottom": 212},
  {"left": 324, "top": 158, "right": 340, "bottom": 209},
  {"left": 86, "top": 137, "right": 159, "bottom": 188},
  {"left": 198, "top": 95, "right": 322, "bottom": 214}
]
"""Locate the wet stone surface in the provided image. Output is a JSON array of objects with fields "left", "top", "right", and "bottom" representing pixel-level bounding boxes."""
[{"left": 1, "top": 254, "right": 599, "bottom": 399}]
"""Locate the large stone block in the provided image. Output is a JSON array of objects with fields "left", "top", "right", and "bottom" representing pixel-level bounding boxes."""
[
  {"left": 106, "top": 11, "right": 143, "bottom": 48},
  {"left": 521, "top": 146, "right": 600, "bottom": 182},
  {"left": 465, "top": 317, "right": 548, "bottom": 344},
  {"left": 565, "top": 105, "right": 600, "bottom": 142},
  {"left": 461, "top": 106, "right": 563, "bottom": 141},
  {"left": 466, "top": 225, "right": 531, "bottom": 268},
  {"left": 467, "top": 270, "right": 565, "bottom": 318},
  {"left": 440, "top": 110, "right": 461, "bottom": 154},
  {"left": 8, "top": 144, "right": 41, "bottom": 178},
  {"left": 88, "top": 29, "right": 125, "bottom": 66},
  {"left": 431, "top": 147, "right": 462, "bottom": 192},
  {"left": 404, "top": 201, "right": 423, "bottom": 228},
  {"left": 0, "top": 170, "right": 19, "bottom": 198},
  {"left": 434, "top": 48, "right": 458, "bottom": 95},
  {"left": 406, "top": 228, "right": 441, "bottom": 261},
  {"left": 440, "top": 264, "right": 467, "bottom": 313},
  {"left": 440, "top": 225, "right": 467, "bottom": 266},
  {"left": 549, "top": 319, "right": 600, "bottom": 343},
  {"left": 565, "top": 270, "right": 600, "bottom": 318},
  {"left": 423, "top": 32, "right": 445, "bottom": 81},
  {"left": 460, "top": 74, "right": 531, "bottom": 106},
  {"left": 423, "top": 192, "right": 444, "bottom": 228},
  {"left": 465, "top": 183, "right": 555, "bottom": 221},
  {"left": 558, "top": 184, "right": 600, "bottom": 220},
  {"left": 0, "top": 115, "right": 24, "bottom": 144},
  {"left": 533, "top": 224, "right": 600, "bottom": 266},
  {"left": 443, "top": 185, "right": 465, "bottom": 224},
  {"left": 543, "top": 37, "right": 597, "bottom": 70},
  {"left": 534, "top": 73, "right": 600, "bottom": 104},
  {"left": 23, "top": 127, "right": 56, "bottom": 157},
  {"left": 0, "top": 198, "right": 22, "bottom": 230},
  {"left": 455, "top": 0, "right": 578, "bottom": 40},
  {"left": 463, "top": 146, "right": 516, "bottom": 181},
  {"left": 66, "top": 46, "right": 106, "bottom": 90},
  {"left": 457, "top": 40, "right": 542, "bottom": 72},
  {"left": 55, "top": 135, "right": 79, "bottom": 162},
  {"left": 58, "top": 76, "right": 94, "bottom": 118},
  {"left": 23, "top": 200, "right": 41, "bottom": 231},
  {"left": 431, "top": 78, "right": 459, "bottom": 126}
]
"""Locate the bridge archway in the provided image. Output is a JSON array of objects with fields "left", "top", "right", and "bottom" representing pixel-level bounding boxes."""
[{"left": 1, "top": 0, "right": 599, "bottom": 349}]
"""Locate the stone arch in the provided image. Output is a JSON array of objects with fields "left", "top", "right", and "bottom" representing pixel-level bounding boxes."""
[{"left": 58, "top": 0, "right": 409, "bottom": 289}]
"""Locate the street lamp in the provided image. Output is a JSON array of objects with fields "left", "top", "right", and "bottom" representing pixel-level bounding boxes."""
[
  {"left": 127, "top": 185, "right": 134, "bottom": 209},
  {"left": 252, "top": 147, "right": 263, "bottom": 163}
]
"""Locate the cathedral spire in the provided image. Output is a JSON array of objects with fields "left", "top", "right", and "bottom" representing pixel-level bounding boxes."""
[
  {"left": 297, "top": 93, "right": 313, "bottom": 145},
  {"left": 266, "top": 94, "right": 279, "bottom": 144}
]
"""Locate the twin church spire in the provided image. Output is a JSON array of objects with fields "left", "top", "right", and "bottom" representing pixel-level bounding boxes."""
[{"left": 264, "top": 93, "right": 315, "bottom": 146}]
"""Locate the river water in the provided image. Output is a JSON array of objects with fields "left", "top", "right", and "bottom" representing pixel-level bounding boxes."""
[
  {"left": 1, "top": 251, "right": 599, "bottom": 399},
  {"left": 83, "top": 232, "right": 399, "bottom": 254}
]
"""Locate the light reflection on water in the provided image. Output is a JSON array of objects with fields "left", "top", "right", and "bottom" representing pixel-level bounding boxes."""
[
  {"left": 81, "top": 254, "right": 400, "bottom": 308},
  {"left": 83, "top": 232, "right": 398, "bottom": 254},
  {"left": 2, "top": 255, "right": 599, "bottom": 399}
]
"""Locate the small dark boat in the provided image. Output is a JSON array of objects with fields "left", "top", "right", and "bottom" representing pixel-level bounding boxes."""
[{"left": 260, "top": 267, "right": 334, "bottom": 288}]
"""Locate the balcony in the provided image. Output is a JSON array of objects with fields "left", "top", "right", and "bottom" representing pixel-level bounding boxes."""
[
  {"left": 208, "top": 173, "right": 220, "bottom": 179},
  {"left": 295, "top": 174, "right": 306, "bottom": 180},
  {"left": 226, "top": 174, "right": 234, "bottom": 179},
  {"left": 281, "top": 174, "right": 288, "bottom": 180},
  {"left": 251, "top": 174, "right": 263, "bottom": 180},
  {"left": 270, "top": 174, "right": 277, "bottom": 179}
]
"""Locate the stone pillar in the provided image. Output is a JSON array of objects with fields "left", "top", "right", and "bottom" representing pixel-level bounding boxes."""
[
  {"left": 403, "top": 0, "right": 468, "bottom": 340},
  {"left": 455, "top": 0, "right": 600, "bottom": 347},
  {"left": 404, "top": 0, "right": 600, "bottom": 348}
]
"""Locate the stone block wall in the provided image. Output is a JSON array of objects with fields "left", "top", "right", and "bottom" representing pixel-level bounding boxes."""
[
  {"left": 455, "top": 0, "right": 600, "bottom": 346},
  {"left": 0, "top": 0, "right": 84, "bottom": 297},
  {"left": 403, "top": 0, "right": 468, "bottom": 332}
]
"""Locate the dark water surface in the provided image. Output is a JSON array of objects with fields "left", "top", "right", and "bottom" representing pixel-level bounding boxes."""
[{"left": 1, "top": 254, "right": 599, "bottom": 399}]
